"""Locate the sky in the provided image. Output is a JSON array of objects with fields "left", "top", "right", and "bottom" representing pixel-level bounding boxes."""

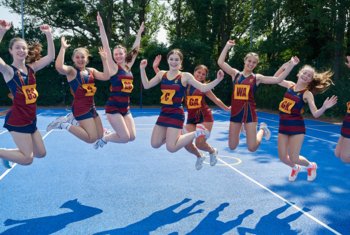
[{"left": 0, "top": 6, "right": 168, "bottom": 45}]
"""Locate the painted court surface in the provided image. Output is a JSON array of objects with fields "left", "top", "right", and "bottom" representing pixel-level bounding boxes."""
[{"left": 0, "top": 108, "right": 349, "bottom": 234}]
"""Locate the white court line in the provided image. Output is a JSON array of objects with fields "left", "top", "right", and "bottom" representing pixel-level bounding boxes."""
[
  {"left": 216, "top": 112, "right": 340, "bottom": 136},
  {"left": 0, "top": 130, "right": 8, "bottom": 135},
  {"left": 268, "top": 126, "right": 338, "bottom": 145},
  {"left": 218, "top": 158, "right": 341, "bottom": 235},
  {"left": 0, "top": 131, "right": 52, "bottom": 181}
]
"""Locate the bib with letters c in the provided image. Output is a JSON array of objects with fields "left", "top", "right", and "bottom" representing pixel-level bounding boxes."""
[{"left": 160, "top": 89, "right": 176, "bottom": 105}]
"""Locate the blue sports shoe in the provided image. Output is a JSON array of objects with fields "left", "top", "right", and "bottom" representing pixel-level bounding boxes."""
[{"left": 2, "top": 159, "right": 14, "bottom": 169}]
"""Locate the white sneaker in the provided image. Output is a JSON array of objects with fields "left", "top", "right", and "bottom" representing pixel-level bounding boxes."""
[
  {"left": 307, "top": 162, "right": 317, "bottom": 181},
  {"left": 2, "top": 159, "right": 14, "bottom": 169},
  {"left": 209, "top": 148, "right": 218, "bottom": 166},
  {"left": 93, "top": 138, "right": 107, "bottom": 149},
  {"left": 65, "top": 113, "right": 77, "bottom": 125},
  {"left": 288, "top": 165, "right": 301, "bottom": 182},
  {"left": 259, "top": 122, "right": 271, "bottom": 141},
  {"left": 195, "top": 124, "right": 210, "bottom": 139},
  {"left": 46, "top": 116, "right": 67, "bottom": 132},
  {"left": 195, "top": 153, "right": 205, "bottom": 170}
]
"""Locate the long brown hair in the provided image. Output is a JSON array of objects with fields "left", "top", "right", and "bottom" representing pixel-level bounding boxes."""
[
  {"left": 9, "top": 38, "right": 43, "bottom": 64},
  {"left": 113, "top": 44, "right": 139, "bottom": 65},
  {"left": 301, "top": 65, "right": 334, "bottom": 94}
]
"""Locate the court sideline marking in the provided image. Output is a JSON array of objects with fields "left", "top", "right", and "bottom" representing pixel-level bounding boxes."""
[
  {"left": 215, "top": 112, "right": 341, "bottom": 138},
  {"left": 0, "top": 131, "right": 52, "bottom": 181},
  {"left": 218, "top": 157, "right": 341, "bottom": 235}
]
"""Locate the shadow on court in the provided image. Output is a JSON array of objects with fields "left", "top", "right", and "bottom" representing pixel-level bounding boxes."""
[
  {"left": 94, "top": 198, "right": 204, "bottom": 235},
  {"left": 1, "top": 199, "right": 102, "bottom": 235},
  {"left": 187, "top": 203, "right": 254, "bottom": 235},
  {"left": 237, "top": 203, "right": 310, "bottom": 235}
]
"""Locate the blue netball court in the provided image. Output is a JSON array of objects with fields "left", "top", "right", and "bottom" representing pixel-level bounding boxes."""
[{"left": 0, "top": 108, "right": 349, "bottom": 234}]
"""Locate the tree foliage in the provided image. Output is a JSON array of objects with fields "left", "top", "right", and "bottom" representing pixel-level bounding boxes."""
[{"left": 1, "top": 0, "right": 350, "bottom": 117}]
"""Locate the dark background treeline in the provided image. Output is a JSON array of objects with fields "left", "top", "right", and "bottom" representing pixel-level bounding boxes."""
[{"left": 1, "top": 0, "right": 349, "bottom": 119}]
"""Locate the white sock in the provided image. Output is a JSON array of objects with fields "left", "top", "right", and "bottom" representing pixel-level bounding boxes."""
[
  {"left": 61, "top": 122, "right": 71, "bottom": 130},
  {"left": 71, "top": 119, "right": 79, "bottom": 126},
  {"left": 292, "top": 165, "right": 299, "bottom": 170}
]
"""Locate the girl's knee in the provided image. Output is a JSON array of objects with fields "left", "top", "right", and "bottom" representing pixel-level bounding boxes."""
[
  {"left": 166, "top": 145, "right": 177, "bottom": 153},
  {"left": 229, "top": 143, "right": 238, "bottom": 150},
  {"left": 22, "top": 155, "right": 34, "bottom": 165},
  {"left": 129, "top": 135, "right": 136, "bottom": 142},
  {"left": 340, "top": 153, "right": 350, "bottom": 163},
  {"left": 35, "top": 151, "right": 46, "bottom": 158},
  {"left": 247, "top": 146, "right": 257, "bottom": 152}
]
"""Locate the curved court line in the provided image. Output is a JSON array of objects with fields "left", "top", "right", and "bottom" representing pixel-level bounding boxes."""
[
  {"left": 218, "top": 158, "right": 341, "bottom": 235},
  {"left": 0, "top": 131, "right": 52, "bottom": 181},
  {"left": 204, "top": 155, "right": 242, "bottom": 166}
]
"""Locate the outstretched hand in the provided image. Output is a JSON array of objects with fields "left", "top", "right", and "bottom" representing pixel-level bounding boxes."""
[
  {"left": 138, "top": 22, "right": 145, "bottom": 34},
  {"left": 345, "top": 56, "right": 350, "bottom": 69},
  {"left": 140, "top": 59, "right": 148, "bottom": 69},
  {"left": 40, "top": 24, "right": 52, "bottom": 34},
  {"left": 216, "top": 69, "right": 225, "bottom": 80},
  {"left": 99, "top": 47, "right": 107, "bottom": 60},
  {"left": 153, "top": 55, "right": 162, "bottom": 69},
  {"left": 0, "top": 20, "right": 12, "bottom": 33},
  {"left": 97, "top": 12, "right": 103, "bottom": 27},
  {"left": 226, "top": 40, "right": 235, "bottom": 48},
  {"left": 323, "top": 95, "right": 338, "bottom": 109},
  {"left": 60, "top": 36, "right": 70, "bottom": 49},
  {"left": 290, "top": 56, "right": 300, "bottom": 65}
]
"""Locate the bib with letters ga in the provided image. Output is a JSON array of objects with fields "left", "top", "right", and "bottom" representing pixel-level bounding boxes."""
[{"left": 186, "top": 95, "right": 202, "bottom": 109}]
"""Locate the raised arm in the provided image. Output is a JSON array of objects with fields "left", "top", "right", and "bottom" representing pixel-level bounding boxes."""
[
  {"left": 55, "top": 36, "right": 74, "bottom": 79},
  {"left": 127, "top": 22, "right": 144, "bottom": 68},
  {"left": 304, "top": 91, "right": 337, "bottom": 118},
  {"left": 97, "top": 12, "right": 115, "bottom": 75},
  {"left": 217, "top": 40, "right": 239, "bottom": 77},
  {"left": 184, "top": 70, "right": 225, "bottom": 93},
  {"left": 31, "top": 24, "right": 55, "bottom": 72},
  {"left": 139, "top": 59, "right": 162, "bottom": 89},
  {"left": 0, "top": 20, "right": 12, "bottom": 79},
  {"left": 205, "top": 91, "right": 230, "bottom": 111},
  {"left": 93, "top": 47, "right": 110, "bottom": 81},
  {"left": 257, "top": 56, "right": 299, "bottom": 85}
]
